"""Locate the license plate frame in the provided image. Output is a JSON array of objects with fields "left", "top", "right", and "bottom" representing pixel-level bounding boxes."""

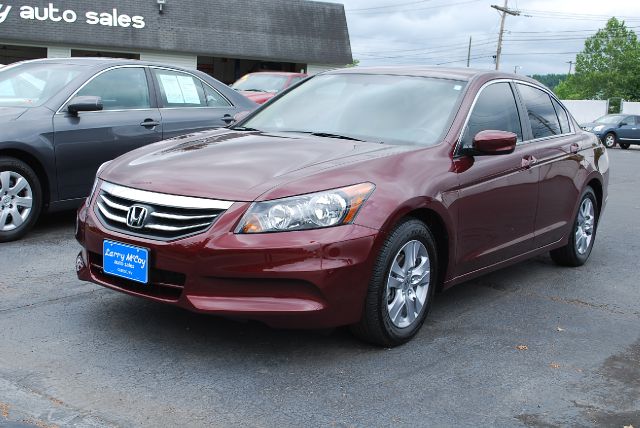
[{"left": 102, "top": 240, "right": 149, "bottom": 284}]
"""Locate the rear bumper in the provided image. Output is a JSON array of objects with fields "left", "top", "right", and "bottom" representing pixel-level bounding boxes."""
[{"left": 76, "top": 201, "right": 380, "bottom": 329}]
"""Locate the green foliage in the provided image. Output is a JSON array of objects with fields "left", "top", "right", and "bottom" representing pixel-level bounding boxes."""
[
  {"left": 530, "top": 74, "right": 567, "bottom": 90},
  {"left": 554, "top": 17, "right": 640, "bottom": 101},
  {"left": 346, "top": 59, "right": 360, "bottom": 68}
]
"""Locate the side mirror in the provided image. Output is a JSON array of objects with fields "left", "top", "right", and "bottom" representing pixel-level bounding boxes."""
[
  {"left": 67, "top": 96, "right": 103, "bottom": 115},
  {"left": 472, "top": 130, "right": 517, "bottom": 155}
]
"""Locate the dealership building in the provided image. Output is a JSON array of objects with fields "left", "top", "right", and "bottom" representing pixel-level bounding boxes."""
[{"left": 0, "top": 0, "right": 352, "bottom": 83}]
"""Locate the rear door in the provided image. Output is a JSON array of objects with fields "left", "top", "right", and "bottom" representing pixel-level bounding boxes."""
[
  {"left": 150, "top": 68, "right": 237, "bottom": 139},
  {"left": 515, "top": 83, "right": 584, "bottom": 248},
  {"left": 455, "top": 81, "right": 540, "bottom": 276},
  {"left": 53, "top": 66, "right": 162, "bottom": 200}
]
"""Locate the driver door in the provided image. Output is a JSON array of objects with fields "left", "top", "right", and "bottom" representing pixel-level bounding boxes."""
[
  {"left": 53, "top": 67, "right": 162, "bottom": 200},
  {"left": 454, "top": 82, "right": 539, "bottom": 276}
]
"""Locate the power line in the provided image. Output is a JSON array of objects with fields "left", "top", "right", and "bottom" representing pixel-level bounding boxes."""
[
  {"left": 346, "top": 0, "right": 434, "bottom": 12},
  {"left": 347, "top": 0, "right": 484, "bottom": 15}
]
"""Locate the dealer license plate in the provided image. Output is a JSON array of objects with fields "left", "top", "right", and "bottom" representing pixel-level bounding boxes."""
[{"left": 103, "top": 240, "right": 149, "bottom": 284}]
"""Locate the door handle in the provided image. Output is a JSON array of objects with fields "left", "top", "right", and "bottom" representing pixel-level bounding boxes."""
[
  {"left": 570, "top": 143, "right": 580, "bottom": 154},
  {"left": 521, "top": 155, "right": 537, "bottom": 169},
  {"left": 221, "top": 114, "right": 234, "bottom": 124},
  {"left": 140, "top": 119, "right": 161, "bottom": 128}
]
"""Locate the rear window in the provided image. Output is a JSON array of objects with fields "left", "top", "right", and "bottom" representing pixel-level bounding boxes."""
[
  {"left": 551, "top": 98, "right": 571, "bottom": 134},
  {"left": 517, "top": 84, "right": 561, "bottom": 139}
]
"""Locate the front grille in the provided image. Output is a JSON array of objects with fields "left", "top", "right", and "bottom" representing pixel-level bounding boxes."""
[
  {"left": 89, "top": 251, "right": 185, "bottom": 301},
  {"left": 95, "top": 181, "right": 234, "bottom": 241}
]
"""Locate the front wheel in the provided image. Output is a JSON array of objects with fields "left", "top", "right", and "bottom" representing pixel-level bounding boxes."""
[
  {"left": 603, "top": 132, "right": 617, "bottom": 148},
  {"left": 0, "top": 157, "right": 42, "bottom": 242},
  {"left": 619, "top": 142, "right": 631, "bottom": 150},
  {"left": 550, "top": 187, "right": 598, "bottom": 267},
  {"left": 351, "top": 219, "right": 438, "bottom": 347}
]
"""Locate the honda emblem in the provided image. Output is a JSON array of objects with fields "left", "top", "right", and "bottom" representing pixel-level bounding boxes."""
[{"left": 126, "top": 205, "right": 148, "bottom": 229}]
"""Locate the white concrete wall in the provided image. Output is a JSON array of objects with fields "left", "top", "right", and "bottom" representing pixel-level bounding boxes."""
[
  {"left": 561, "top": 100, "right": 609, "bottom": 124},
  {"left": 47, "top": 46, "right": 71, "bottom": 58},
  {"left": 139, "top": 51, "right": 197, "bottom": 69},
  {"left": 621, "top": 101, "right": 640, "bottom": 115}
]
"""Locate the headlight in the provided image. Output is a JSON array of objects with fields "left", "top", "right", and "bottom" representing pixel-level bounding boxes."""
[
  {"left": 236, "top": 183, "right": 375, "bottom": 233},
  {"left": 593, "top": 125, "right": 605, "bottom": 132}
]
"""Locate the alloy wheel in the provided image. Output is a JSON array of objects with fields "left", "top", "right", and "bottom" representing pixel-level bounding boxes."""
[
  {"left": 604, "top": 134, "right": 616, "bottom": 148},
  {"left": 575, "top": 198, "right": 595, "bottom": 255},
  {"left": 386, "top": 240, "right": 431, "bottom": 328},
  {"left": 0, "top": 170, "right": 33, "bottom": 232}
]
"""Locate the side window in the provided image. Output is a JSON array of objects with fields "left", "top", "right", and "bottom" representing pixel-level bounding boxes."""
[
  {"left": 152, "top": 69, "right": 206, "bottom": 107},
  {"left": 622, "top": 116, "right": 636, "bottom": 125},
  {"left": 517, "top": 84, "right": 561, "bottom": 139},
  {"left": 551, "top": 98, "right": 571, "bottom": 134},
  {"left": 202, "top": 83, "right": 231, "bottom": 107},
  {"left": 461, "top": 82, "right": 523, "bottom": 149},
  {"left": 76, "top": 68, "right": 150, "bottom": 111}
]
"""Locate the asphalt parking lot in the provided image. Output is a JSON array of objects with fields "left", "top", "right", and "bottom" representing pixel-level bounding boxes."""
[{"left": 0, "top": 148, "right": 638, "bottom": 428}]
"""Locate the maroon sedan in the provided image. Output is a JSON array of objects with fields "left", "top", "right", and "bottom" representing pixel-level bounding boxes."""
[
  {"left": 231, "top": 72, "right": 307, "bottom": 104},
  {"left": 76, "top": 67, "right": 609, "bottom": 346}
]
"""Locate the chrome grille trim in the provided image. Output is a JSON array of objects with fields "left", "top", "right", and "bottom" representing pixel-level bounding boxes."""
[
  {"left": 95, "top": 182, "right": 232, "bottom": 241},
  {"left": 101, "top": 181, "right": 234, "bottom": 210}
]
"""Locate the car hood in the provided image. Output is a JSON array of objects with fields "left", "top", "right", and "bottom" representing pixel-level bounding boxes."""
[
  {"left": 101, "top": 129, "right": 411, "bottom": 202},
  {"left": 0, "top": 107, "right": 29, "bottom": 121},
  {"left": 239, "top": 91, "right": 276, "bottom": 104}
]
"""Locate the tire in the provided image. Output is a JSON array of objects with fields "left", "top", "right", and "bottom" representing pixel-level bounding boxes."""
[
  {"left": 619, "top": 142, "right": 631, "bottom": 150},
  {"left": 351, "top": 218, "right": 438, "bottom": 347},
  {"left": 603, "top": 132, "right": 617, "bottom": 148},
  {"left": 550, "top": 186, "right": 598, "bottom": 267},
  {"left": 0, "top": 157, "right": 42, "bottom": 242}
]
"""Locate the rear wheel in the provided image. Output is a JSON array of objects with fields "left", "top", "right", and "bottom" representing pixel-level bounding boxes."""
[
  {"left": 603, "top": 132, "right": 617, "bottom": 148},
  {"left": 619, "top": 142, "right": 631, "bottom": 150},
  {"left": 550, "top": 187, "right": 598, "bottom": 267},
  {"left": 351, "top": 219, "right": 438, "bottom": 347},
  {"left": 0, "top": 157, "right": 42, "bottom": 242}
]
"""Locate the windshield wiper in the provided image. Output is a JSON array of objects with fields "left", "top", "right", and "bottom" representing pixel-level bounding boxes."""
[
  {"left": 232, "top": 126, "right": 261, "bottom": 132},
  {"left": 291, "top": 131, "right": 365, "bottom": 142}
]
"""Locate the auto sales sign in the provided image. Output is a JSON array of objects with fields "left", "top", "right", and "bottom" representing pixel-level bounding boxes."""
[{"left": 0, "top": 3, "right": 146, "bottom": 29}]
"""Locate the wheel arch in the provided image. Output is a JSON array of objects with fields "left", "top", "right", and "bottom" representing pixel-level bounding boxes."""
[
  {"left": 0, "top": 148, "right": 51, "bottom": 208},
  {"left": 586, "top": 177, "right": 603, "bottom": 219},
  {"left": 374, "top": 201, "right": 455, "bottom": 291}
]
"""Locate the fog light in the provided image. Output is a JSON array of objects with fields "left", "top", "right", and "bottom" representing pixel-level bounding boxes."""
[{"left": 76, "top": 252, "right": 85, "bottom": 272}]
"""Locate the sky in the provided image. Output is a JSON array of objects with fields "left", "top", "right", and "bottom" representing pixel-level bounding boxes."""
[{"left": 321, "top": 0, "right": 640, "bottom": 75}]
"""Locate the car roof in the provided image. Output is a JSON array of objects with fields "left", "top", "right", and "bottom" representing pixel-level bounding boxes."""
[
  {"left": 327, "top": 66, "right": 541, "bottom": 85},
  {"left": 244, "top": 71, "right": 307, "bottom": 76},
  {"left": 14, "top": 57, "right": 197, "bottom": 72}
]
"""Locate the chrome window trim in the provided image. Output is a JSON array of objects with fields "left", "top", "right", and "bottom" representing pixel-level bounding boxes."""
[
  {"left": 455, "top": 78, "right": 577, "bottom": 156},
  {"left": 55, "top": 65, "right": 151, "bottom": 114},
  {"left": 100, "top": 181, "right": 234, "bottom": 210},
  {"left": 149, "top": 66, "right": 233, "bottom": 108}
]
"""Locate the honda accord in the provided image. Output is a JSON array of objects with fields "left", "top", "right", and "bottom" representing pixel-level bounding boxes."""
[{"left": 76, "top": 67, "right": 609, "bottom": 346}]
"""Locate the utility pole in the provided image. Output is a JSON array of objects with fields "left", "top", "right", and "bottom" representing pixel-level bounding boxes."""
[
  {"left": 567, "top": 60, "right": 574, "bottom": 74},
  {"left": 466, "top": 36, "right": 472, "bottom": 67},
  {"left": 491, "top": 0, "right": 520, "bottom": 70}
]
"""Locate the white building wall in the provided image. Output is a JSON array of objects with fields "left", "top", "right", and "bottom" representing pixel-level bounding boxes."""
[
  {"left": 47, "top": 46, "right": 71, "bottom": 58},
  {"left": 621, "top": 101, "right": 640, "bottom": 115},
  {"left": 561, "top": 100, "right": 609, "bottom": 124},
  {"left": 139, "top": 51, "right": 197, "bottom": 69}
]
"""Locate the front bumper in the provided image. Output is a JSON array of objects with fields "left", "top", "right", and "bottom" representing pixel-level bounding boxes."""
[{"left": 76, "top": 200, "right": 380, "bottom": 329}]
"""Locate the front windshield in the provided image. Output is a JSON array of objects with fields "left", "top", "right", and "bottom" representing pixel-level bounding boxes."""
[
  {"left": 232, "top": 74, "right": 289, "bottom": 93},
  {"left": 596, "top": 114, "right": 625, "bottom": 124},
  {"left": 0, "top": 63, "right": 84, "bottom": 107},
  {"left": 240, "top": 73, "right": 466, "bottom": 146}
]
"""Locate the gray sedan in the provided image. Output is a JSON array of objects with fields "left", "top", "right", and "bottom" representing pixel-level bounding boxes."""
[{"left": 0, "top": 58, "right": 257, "bottom": 242}]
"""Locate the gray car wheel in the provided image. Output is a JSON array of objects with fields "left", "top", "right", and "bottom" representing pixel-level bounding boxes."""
[
  {"left": 0, "top": 157, "right": 42, "bottom": 242},
  {"left": 351, "top": 218, "right": 438, "bottom": 347},
  {"left": 603, "top": 132, "right": 617, "bottom": 148}
]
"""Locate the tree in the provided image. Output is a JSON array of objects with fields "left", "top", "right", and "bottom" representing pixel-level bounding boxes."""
[
  {"left": 530, "top": 74, "right": 567, "bottom": 90},
  {"left": 555, "top": 17, "right": 640, "bottom": 101}
]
